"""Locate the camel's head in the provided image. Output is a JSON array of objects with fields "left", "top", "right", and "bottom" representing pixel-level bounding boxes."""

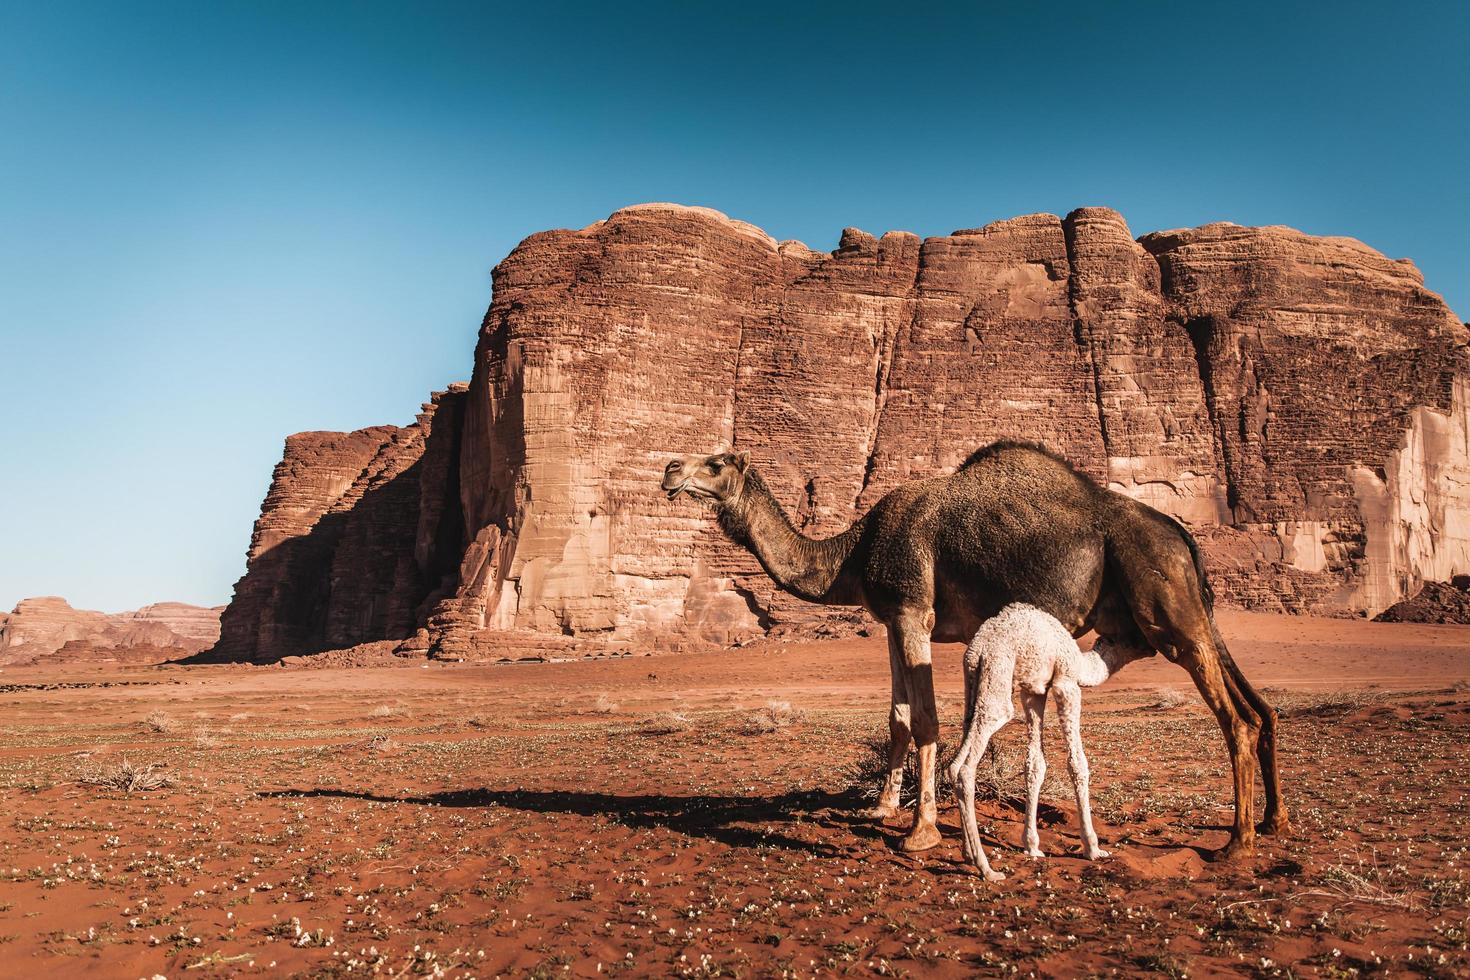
[{"left": 661, "top": 451, "right": 750, "bottom": 505}]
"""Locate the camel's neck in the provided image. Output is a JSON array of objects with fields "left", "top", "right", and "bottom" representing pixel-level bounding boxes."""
[
  {"left": 716, "top": 469, "right": 865, "bottom": 605},
  {"left": 1075, "top": 641, "right": 1145, "bottom": 688}
]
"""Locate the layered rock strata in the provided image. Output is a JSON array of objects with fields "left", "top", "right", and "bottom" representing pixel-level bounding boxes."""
[{"left": 213, "top": 204, "right": 1470, "bottom": 662}]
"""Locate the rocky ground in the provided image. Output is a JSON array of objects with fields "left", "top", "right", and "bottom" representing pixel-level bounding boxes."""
[{"left": 1, "top": 610, "right": 1467, "bottom": 977}]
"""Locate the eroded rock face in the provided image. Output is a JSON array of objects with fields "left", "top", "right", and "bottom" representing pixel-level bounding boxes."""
[
  {"left": 213, "top": 204, "right": 1470, "bottom": 662},
  {"left": 206, "top": 386, "right": 468, "bottom": 663},
  {"left": 0, "top": 596, "right": 223, "bottom": 664}
]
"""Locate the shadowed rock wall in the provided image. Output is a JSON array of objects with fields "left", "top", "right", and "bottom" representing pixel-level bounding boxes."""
[{"left": 212, "top": 204, "right": 1470, "bottom": 661}]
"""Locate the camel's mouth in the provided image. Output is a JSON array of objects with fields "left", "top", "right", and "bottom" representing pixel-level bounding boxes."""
[{"left": 663, "top": 480, "right": 716, "bottom": 502}]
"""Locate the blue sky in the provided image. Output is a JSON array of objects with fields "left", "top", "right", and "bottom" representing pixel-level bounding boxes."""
[{"left": 2, "top": 1, "right": 1467, "bottom": 612}]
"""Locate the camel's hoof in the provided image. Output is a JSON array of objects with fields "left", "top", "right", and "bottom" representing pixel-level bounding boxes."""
[
  {"left": 1085, "top": 848, "right": 1111, "bottom": 861},
  {"left": 899, "top": 824, "right": 943, "bottom": 853},
  {"left": 860, "top": 804, "right": 900, "bottom": 821},
  {"left": 1257, "top": 815, "right": 1293, "bottom": 837},
  {"left": 984, "top": 869, "right": 1007, "bottom": 883},
  {"left": 1025, "top": 848, "right": 1046, "bottom": 860},
  {"left": 1211, "top": 837, "right": 1255, "bottom": 862}
]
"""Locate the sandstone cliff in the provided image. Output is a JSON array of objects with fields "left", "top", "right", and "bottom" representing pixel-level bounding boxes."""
[
  {"left": 211, "top": 204, "right": 1470, "bottom": 662},
  {"left": 0, "top": 596, "right": 223, "bottom": 664}
]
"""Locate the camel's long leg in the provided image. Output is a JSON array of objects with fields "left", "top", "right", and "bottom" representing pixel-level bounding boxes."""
[
  {"left": 1052, "top": 680, "right": 1107, "bottom": 859},
  {"left": 894, "top": 613, "right": 942, "bottom": 852},
  {"left": 1110, "top": 534, "right": 1263, "bottom": 858},
  {"left": 1022, "top": 692, "right": 1047, "bottom": 858},
  {"left": 1175, "top": 639, "right": 1260, "bottom": 858},
  {"left": 951, "top": 710, "right": 1010, "bottom": 881},
  {"left": 863, "top": 627, "right": 912, "bottom": 820},
  {"left": 1215, "top": 630, "right": 1289, "bottom": 836}
]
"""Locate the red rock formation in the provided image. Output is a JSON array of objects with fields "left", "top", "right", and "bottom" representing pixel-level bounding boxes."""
[
  {"left": 212, "top": 204, "right": 1470, "bottom": 662},
  {"left": 0, "top": 596, "right": 222, "bottom": 664},
  {"left": 207, "top": 386, "right": 468, "bottom": 663}
]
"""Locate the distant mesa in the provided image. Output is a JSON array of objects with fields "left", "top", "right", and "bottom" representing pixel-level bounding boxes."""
[
  {"left": 199, "top": 203, "right": 1470, "bottom": 664},
  {"left": 0, "top": 596, "right": 223, "bottom": 666}
]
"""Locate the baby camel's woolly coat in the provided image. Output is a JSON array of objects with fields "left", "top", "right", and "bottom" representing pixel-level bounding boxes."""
[{"left": 949, "top": 603, "right": 1148, "bottom": 880}]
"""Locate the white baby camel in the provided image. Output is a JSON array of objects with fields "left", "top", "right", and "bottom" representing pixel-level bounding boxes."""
[{"left": 948, "top": 602, "right": 1149, "bottom": 880}]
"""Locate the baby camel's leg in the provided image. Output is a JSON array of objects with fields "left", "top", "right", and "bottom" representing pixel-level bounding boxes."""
[
  {"left": 1053, "top": 680, "right": 1108, "bottom": 860},
  {"left": 1022, "top": 691, "right": 1047, "bottom": 858},
  {"left": 950, "top": 699, "right": 1011, "bottom": 882}
]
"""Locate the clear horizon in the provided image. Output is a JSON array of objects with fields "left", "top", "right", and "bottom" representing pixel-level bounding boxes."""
[{"left": 3, "top": 1, "right": 1467, "bottom": 613}]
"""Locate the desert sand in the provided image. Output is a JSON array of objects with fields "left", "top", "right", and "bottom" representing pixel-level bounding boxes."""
[{"left": 1, "top": 610, "right": 1468, "bottom": 976}]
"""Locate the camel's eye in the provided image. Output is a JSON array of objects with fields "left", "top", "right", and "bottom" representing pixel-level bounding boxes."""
[{"left": 708, "top": 462, "right": 723, "bottom": 475}]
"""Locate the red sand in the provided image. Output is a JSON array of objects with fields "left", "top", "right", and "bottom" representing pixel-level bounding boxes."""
[{"left": 1, "top": 610, "right": 1468, "bottom": 976}]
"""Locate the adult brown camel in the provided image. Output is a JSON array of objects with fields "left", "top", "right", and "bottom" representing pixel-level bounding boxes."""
[{"left": 661, "top": 441, "right": 1288, "bottom": 859}]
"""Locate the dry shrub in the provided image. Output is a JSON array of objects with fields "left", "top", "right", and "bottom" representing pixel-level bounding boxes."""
[
  {"left": 1314, "top": 857, "right": 1415, "bottom": 909},
  {"left": 369, "top": 704, "right": 405, "bottom": 719},
  {"left": 465, "top": 715, "right": 495, "bottom": 730},
  {"left": 142, "top": 711, "right": 177, "bottom": 734},
  {"left": 641, "top": 710, "right": 693, "bottom": 735},
  {"left": 843, "top": 731, "right": 956, "bottom": 803},
  {"left": 228, "top": 712, "right": 250, "bottom": 722},
  {"left": 80, "top": 757, "right": 174, "bottom": 793},
  {"left": 958, "top": 741, "right": 1071, "bottom": 804},
  {"left": 843, "top": 728, "right": 1073, "bottom": 807},
  {"left": 358, "top": 734, "right": 396, "bottom": 753},
  {"left": 1143, "top": 688, "right": 1190, "bottom": 711},
  {"left": 589, "top": 693, "right": 619, "bottom": 715},
  {"left": 740, "top": 700, "right": 803, "bottom": 735},
  {"left": 1274, "top": 688, "right": 1384, "bottom": 718},
  {"left": 193, "top": 731, "right": 222, "bottom": 750}
]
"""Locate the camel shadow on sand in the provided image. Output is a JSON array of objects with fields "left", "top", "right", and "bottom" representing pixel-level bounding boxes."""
[
  {"left": 258, "top": 785, "right": 911, "bottom": 857},
  {"left": 257, "top": 785, "right": 1140, "bottom": 866}
]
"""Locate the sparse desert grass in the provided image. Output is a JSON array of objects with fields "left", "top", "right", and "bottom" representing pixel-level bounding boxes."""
[
  {"left": 641, "top": 710, "right": 693, "bottom": 735},
  {"left": 79, "top": 757, "right": 174, "bottom": 793},
  {"left": 141, "top": 710, "right": 177, "bottom": 734},
  {"left": 1314, "top": 855, "right": 1417, "bottom": 909},
  {"left": 1142, "top": 688, "right": 1190, "bottom": 711},
  {"left": 1269, "top": 688, "right": 1385, "bottom": 718},
  {"left": 192, "top": 731, "right": 222, "bottom": 750},
  {"left": 740, "top": 699, "right": 803, "bottom": 735},
  {"left": 1220, "top": 853, "right": 1421, "bottom": 914}
]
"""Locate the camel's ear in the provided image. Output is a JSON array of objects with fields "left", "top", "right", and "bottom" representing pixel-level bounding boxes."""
[{"left": 731, "top": 451, "right": 749, "bottom": 472}]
